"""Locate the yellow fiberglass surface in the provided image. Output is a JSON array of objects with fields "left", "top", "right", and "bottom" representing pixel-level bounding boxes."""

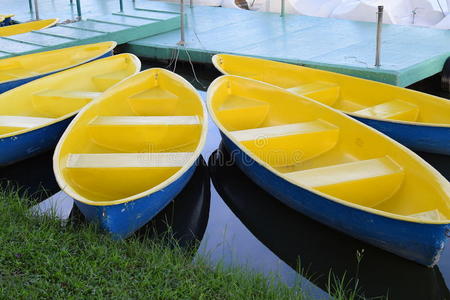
[
  {"left": 0, "top": 14, "right": 14, "bottom": 23},
  {"left": 0, "top": 53, "right": 141, "bottom": 138},
  {"left": 53, "top": 68, "right": 208, "bottom": 205},
  {"left": 0, "top": 41, "right": 117, "bottom": 85},
  {"left": 207, "top": 75, "right": 450, "bottom": 224},
  {"left": 212, "top": 54, "right": 450, "bottom": 127},
  {"left": 0, "top": 18, "right": 58, "bottom": 37}
]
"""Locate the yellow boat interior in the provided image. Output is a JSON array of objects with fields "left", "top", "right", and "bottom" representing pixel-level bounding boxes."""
[
  {"left": 0, "top": 41, "right": 117, "bottom": 84},
  {"left": 0, "top": 14, "right": 14, "bottom": 22},
  {"left": 54, "top": 68, "right": 207, "bottom": 204},
  {"left": 0, "top": 53, "right": 140, "bottom": 138},
  {"left": 213, "top": 54, "right": 450, "bottom": 126},
  {"left": 0, "top": 18, "right": 58, "bottom": 37},
  {"left": 207, "top": 76, "right": 450, "bottom": 223}
]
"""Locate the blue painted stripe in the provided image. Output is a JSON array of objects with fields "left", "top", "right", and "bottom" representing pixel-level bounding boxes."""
[
  {"left": 75, "top": 160, "right": 199, "bottom": 239},
  {"left": 220, "top": 133, "right": 449, "bottom": 266},
  {"left": 0, "top": 117, "right": 74, "bottom": 166},
  {"left": 0, "top": 50, "right": 113, "bottom": 94},
  {"left": 354, "top": 116, "right": 450, "bottom": 156}
]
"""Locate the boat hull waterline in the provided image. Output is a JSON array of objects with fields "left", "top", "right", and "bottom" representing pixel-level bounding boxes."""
[
  {"left": 221, "top": 134, "right": 448, "bottom": 266},
  {"left": 212, "top": 54, "right": 450, "bottom": 155},
  {"left": 53, "top": 68, "right": 208, "bottom": 238},
  {"left": 0, "top": 53, "right": 141, "bottom": 166},
  {"left": 0, "top": 41, "right": 117, "bottom": 93},
  {"left": 207, "top": 75, "right": 450, "bottom": 267}
]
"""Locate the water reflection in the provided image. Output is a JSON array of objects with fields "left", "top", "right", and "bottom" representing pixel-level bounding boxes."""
[
  {"left": 209, "top": 144, "right": 450, "bottom": 299},
  {"left": 0, "top": 151, "right": 211, "bottom": 245}
]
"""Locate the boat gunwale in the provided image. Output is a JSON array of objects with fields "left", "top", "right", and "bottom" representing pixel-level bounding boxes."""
[
  {"left": 212, "top": 54, "right": 450, "bottom": 129},
  {"left": 0, "top": 18, "right": 59, "bottom": 37},
  {"left": 0, "top": 41, "right": 118, "bottom": 85},
  {"left": 206, "top": 75, "right": 450, "bottom": 225},
  {"left": 0, "top": 52, "right": 140, "bottom": 140},
  {"left": 53, "top": 68, "right": 209, "bottom": 207}
]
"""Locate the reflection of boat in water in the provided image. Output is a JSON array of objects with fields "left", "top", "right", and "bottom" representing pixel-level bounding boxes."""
[
  {"left": 0, "top": 151, "right": 210, "bottom": 245},
  {"left": 209, "top": 145, "right": 450, "bottom": 299}
]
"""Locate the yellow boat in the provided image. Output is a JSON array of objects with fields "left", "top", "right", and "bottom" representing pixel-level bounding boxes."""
[
  {"left": 0, "top": 53, "right": 140, "bottom": 165},
  {"left": 212, "top": 54, "right": 450, "bottom": 155},
  {"left": 53, "top": 68, "right": 208, "bottom": 238},
  {"left": 0, "top": 18, "right": 58, "bottom": 37},
  {"left": 207, "top": 75, "right": 450, "bottom": 266},
  {"left": 0, "top": 14, "right": 14, "bottom": 25},
  {"left": 0, "top": 41, "right": 117, "bottom": 93}
]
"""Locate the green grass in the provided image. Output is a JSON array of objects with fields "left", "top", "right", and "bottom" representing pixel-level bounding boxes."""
[{"left": 0, "top": 189, "right": 308, "bottom": 299}]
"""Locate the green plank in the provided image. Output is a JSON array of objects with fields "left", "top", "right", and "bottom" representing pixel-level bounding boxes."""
[
  {"left": 113, "top": 10, "right": 178, "bottom": 21},
  {"left": 89, "top": 15, "right": 154, "bottom": 26},
  {"left": 61, "top": 20, "right": 132, "bottom": 33},
  {"left": 0, "top": 38, "right": 44, "bottom": 53},
  {"left": 135, "top": 2, "right": 183, "bottom": 13},
  {"left": 6, "top": 32, "right": 74, "bottom": 47},
  {"left": 39, "top": 26, "right": 103, "bottom": 39}
]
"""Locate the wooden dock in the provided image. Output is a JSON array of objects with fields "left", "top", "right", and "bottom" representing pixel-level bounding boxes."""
[
  {"left": 0, "top": 1, "right": 181, "bottom": 59},
  {"left": 125, "top": 3, "right": 450, "bottom": 87}
]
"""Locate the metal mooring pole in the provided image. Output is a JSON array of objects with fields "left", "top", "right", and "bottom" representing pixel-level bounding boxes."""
[
  {"left": 178, "top": 0, "right": 185, "bottom": 46},
  {"left": 280, "top": 0, "right": 285, "bottom": 17},
  {"left": 76, "top": 0, "right": 82, "bottom": 19},
  {"left": 375, "top": 5, "right": 383, "bottom": 67},
  {"left": 28, "top": 0, "right": 33, "bottom": 13},
  {"left": 119, "top": 0, "right": 124, "bottom": 12},
  {"left": 33, "top": 0, "right": 40, "bottom": 20}
]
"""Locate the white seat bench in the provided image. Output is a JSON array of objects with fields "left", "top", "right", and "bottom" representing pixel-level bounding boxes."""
[
  {"left": 66, "top": 152, "right": 194, "bottom": 168},
  {"left": 0, "top": 116, "right": 54, "bottom": 128}
]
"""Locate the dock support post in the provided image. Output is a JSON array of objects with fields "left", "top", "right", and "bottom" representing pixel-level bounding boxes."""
[
  {"left": 190, "top": 0, "right": 193, "bottom": 8},
  {"left": 33, "top": 0, "right": 40, "bottom": 20},
  {"left": 28, "top": 0, "right": 33, "bottom": 13},
  {"left": 375, "top": 6, "right": 383, "bottom": 67},
  {"left": 119, "top": 0, "right": 124, "bottom": 12},
  {"left": 178, "top": 0, "right": 185, "bottom": 46},
  {"left": 76, "top": 0, "right": 82, "bottom": 19},
  {"left": 280, "top": 0, "right": 285, "bottom": 17}
]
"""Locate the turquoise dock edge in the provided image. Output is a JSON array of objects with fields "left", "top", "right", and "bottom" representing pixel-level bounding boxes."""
[{"left": 125, "top": 5, "right": 450, "bottom": 87}]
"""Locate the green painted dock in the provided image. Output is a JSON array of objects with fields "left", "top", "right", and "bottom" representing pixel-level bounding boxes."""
[
  {"left": 125, "top": 3, "right": 450, "bottom": 87},
  {"left": 0, "top": 1, "right": 181, "bottom": 59},
  {"left": 3, "top": 0, "right": 450, "bottom": 86}
]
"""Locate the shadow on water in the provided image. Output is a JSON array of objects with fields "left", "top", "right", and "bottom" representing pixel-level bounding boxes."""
[
  {"left": 209, "top": 143, "right": 450, "bottom": 299},
  {"left": 0, "top": 151, "right": 211, "bottom": 246}
]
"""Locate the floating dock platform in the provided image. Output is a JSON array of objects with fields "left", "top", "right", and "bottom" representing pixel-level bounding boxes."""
[
  {"left": 3, "top": 0, "right": 450, "bottom": 87},
  {"left": 126, "top": 3, "right": 450, "bottom": 87},
  {"left": 0, "top": 1, "right": 181, "bottom": 59}
]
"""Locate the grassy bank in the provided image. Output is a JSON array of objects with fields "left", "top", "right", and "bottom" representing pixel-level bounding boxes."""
[{"left": 0, "top": 189, "right": 308, "bottom": 299}]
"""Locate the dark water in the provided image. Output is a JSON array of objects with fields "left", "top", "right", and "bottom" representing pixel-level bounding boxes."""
[
  {"left": 209, "top": 144, "right": 450, "bottom": 299},
  {"left": 1, "top": 60, "right": 449, "bottom": 298}
]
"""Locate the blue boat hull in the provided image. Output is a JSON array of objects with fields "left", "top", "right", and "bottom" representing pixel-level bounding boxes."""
[
  {"left": 0, "top": 17, "right": 12, "bottom": 27},
  {"left": 220, "top": 134, "right": 449, "bottom": 267},
  {"left": 0, "top": 51, "right": 113, "bottom": 94},
  {"left": 354, "top": 116, "right": 450, "bottom": 156},
  {"left": 74, "top": 161, "right": 199, "bottom": 239},
  {"left": 0, "top": 117, "right": 74, "bottom": 166}
]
